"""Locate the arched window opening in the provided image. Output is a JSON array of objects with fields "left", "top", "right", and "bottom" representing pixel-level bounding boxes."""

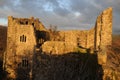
[{"left": 20, "top": 35, "right": 27, "bottom": 42}]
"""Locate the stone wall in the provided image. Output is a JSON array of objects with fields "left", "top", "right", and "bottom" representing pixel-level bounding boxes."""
[
  {"left": 42, "top": 30, "right": 89, "bottom": 54},
  {"left": 87, "top": 28, "right": 95, "bottom": 49},
  {"left": 41, "top": 7, "right": 112, "bottom": 65},
  {"left": 42, "top": 41, "right": 77, "bottom": 54},
  {"left": 60, "top": 30, "right": 88, "bottom": 47},
  {"left": 95, "top": 8, "right": 112, "bottom": 50},
  {"left": 95, "top": 7, "right": 112, "bottom": 65}
]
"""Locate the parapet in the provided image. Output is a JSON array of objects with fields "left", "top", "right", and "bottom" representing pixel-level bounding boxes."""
[{"left": 8, "top": 16, "right": 46, "bottom": 31}]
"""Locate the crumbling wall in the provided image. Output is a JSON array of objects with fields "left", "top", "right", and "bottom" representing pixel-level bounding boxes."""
[
  {"left": 95, "top": 7, "right": 112, "bottom": 65},
  {"left": 87, "top": 28, "right": 95, "bottom": 50},
  {"left": 41, "top": 8, "right": 112, "bottom": 60},
  {"left": 42, "top": 41, "right": 77, "bottom": 54},
  {"left": 58, "top": 30, "right": 88, "bottom": 48},
  {"left": 94, "top": 8, "right": 112, "bottom": 80},
  {"left": 42, "top": 30, "right": 90, "bottom": 54}
]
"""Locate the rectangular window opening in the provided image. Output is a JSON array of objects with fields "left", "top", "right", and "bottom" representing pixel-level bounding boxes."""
[{"left": 22, "top": 58, "right": 29, "bottom": 68}]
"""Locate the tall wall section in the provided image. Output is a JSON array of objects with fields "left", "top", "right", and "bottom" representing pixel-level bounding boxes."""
[
  {"left": 100, "top": 8, "right": 112, "bottom": 46},
  {"left": 95, "top": 7, "right": 112, "bottom": 65},
  {"left": 87, "top": 28, "right": 95, "bottom": 50}
]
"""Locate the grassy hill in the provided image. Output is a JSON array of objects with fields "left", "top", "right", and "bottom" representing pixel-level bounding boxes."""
[
  {"left": 0, "top": 25, "right": 7, "bottom": 79},
  {"left": 0, "top": 25, "right": 7, "bottom": 60},
  {"left": 107, "top": 35, "right": 120, "bottom": 70},
  {"left": 95, "top": 35, "right": 120, "bottom": 79}
]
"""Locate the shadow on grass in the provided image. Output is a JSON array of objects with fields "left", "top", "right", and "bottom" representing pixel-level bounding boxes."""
[
  {"left": 1, "top": 50, "right": 104, "bottom": 80},
  {"left": 33, "top": 51, "right": 103, "bottom": 80},
  {"left": 0, "top": 59, "right": 7, "bottom": 80}
]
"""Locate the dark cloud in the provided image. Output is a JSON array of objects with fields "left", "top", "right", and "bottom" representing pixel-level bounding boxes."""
[
  {"left": 53, "top": 7, "right": 70, "bottom": 17},
  {"left": 0, "top": 0, "right": 119, "bottom": 34}
]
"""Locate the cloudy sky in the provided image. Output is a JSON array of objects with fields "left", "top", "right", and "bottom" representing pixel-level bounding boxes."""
[{"left": 0, "top": 0, "right": 120, "bottom": 34}]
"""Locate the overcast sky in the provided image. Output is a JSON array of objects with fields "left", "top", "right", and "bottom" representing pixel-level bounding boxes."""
[{"left": 0, "top": 0, "right": 120, "bottom": 34}]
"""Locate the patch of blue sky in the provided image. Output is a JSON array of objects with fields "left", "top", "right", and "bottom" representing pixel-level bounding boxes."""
[
  {"left": 0, "top": 18, "right": 7, "bottom": 25},
  {"left": 57, "top": 0, "right": 71, "bottom": 10},
  {"left": 43, "top": 2, "right": 54, "bottom": 12},
  {"left": 13, "top": 0, "right": 21, "bottom": 6}
]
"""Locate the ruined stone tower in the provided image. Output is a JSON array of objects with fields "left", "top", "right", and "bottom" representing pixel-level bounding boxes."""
[{"left": 4, "top": 16, "right": 45, "bottom": 79}]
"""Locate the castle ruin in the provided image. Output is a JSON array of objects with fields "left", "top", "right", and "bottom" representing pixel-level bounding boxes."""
[{"left": 3, "top": 7, "right": 112, "bottom": 79}]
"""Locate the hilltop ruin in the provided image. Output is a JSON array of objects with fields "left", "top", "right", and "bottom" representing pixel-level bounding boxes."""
[{"left": 2, "top": 7, "right": 112, "bottom": 79}]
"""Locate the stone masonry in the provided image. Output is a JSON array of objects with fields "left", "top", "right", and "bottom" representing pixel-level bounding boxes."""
[
  {"left": 42, "top": 8, "right": 112, "bottom": 63},
  {"left": 3, "top": 7, "right": 112, "bottom": 79},
  {"left": 4, "top": 16, "right": 46, "bottom": 79}
]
